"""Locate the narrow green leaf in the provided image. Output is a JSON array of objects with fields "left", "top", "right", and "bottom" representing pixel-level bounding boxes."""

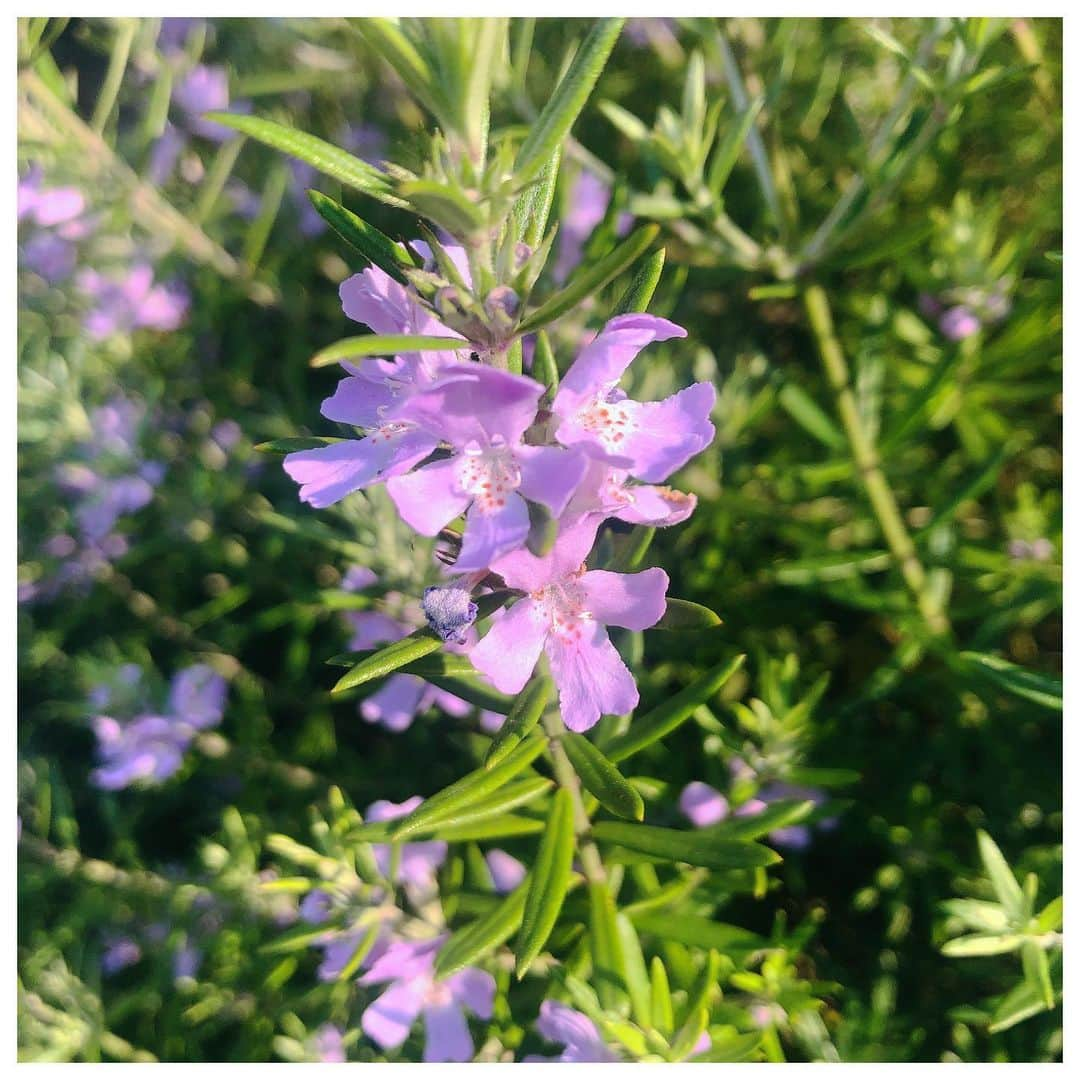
[
  {"left": 515, "top": 788, "right": 575, "bottom": 977},
  {"left": 399, "top": 178, "right": 487, "bottom": 235},
  {"left": 609, "top": 525, "right": 657, "bottom": 573},
  {"left": 311, "top": 334, "right": 464, "bottom": 369},
  {"left": 649, "top": 956, "right": 674, "bottom": 1035},
  {"left": 255, "top": 436, "right": 345, "bottom": 455},
  {"left": 777, "top": 383, "right": 845, "bottom": 450},
  {"left": 516, "top": 147, "right": 561, "bottom": 249},
  {"left": 1035, "top": 896, "right": 1063, "bottom": 934},
  {"left": 612, "top": 248, "right": 666, "bottom": 316},
  {"left": 958, "top": 652, "right": 1062, "bottom": 711},
  {"left": 307, "top": 190, "right": 417, "bottom": 284},
  {"left": 562, "top": 733, "right": 644, "bottom": 821},
  {"left": 390, "top": 734, "right": 547, "bottom": 840},
  {"left": 694, "top": 1031, "right": 763, "bottom": 1062},
  {"left": 700, "top": 799, "right": 815, "bottom": 843},
  {"left": 1021, "top": 941, "right": 1055, "bottom": 1010},
  {"left": 335, "top": 924, "right": 382, "bottom": 981},
  {"left": 988, "top": 976, "right": 1057, "bottom": 1034},
  {"left": 615, "top": 914, "right": 652, "bottom": 1028},
  {"left": 513, "top": 19, "right": 624, "bottom": 186},
  {"left": 435, "top": 879, "right": 530, "bottom": 979},
  {"left": 485, "top": 675, "right": 553, "bottom": 769},
  {"left": 404, "top": 777, "right": 553, "bottom": 839},
  {"left": 592, "top": 821, "right": 780, "bottom": 870},
  {"left": 677, "top": 948, "right": 722, "bottom": 1026},
  {"left": 331, "top": 629, "right": 441, "bottom": 694},
  {"left": 670, "top": 1007, "right": 709, "bottom": 1062},
  {"left": 518, "top": 224, "right": 660, "bottom": 335},
  {"left": 707, "top": 96, "right": 765, "bottom": 195},
  {"left": 432, "top": 813, "right": 545, "bottom": 842},
  {"left": 532, "top": 330, "right": 560, "bottom": 399},
  {"left": 588, "top": 881, "right": 627, "bottom": 1010},
  {"left": 423, "top": 674, "right": 514, "bottom": 714},
  {"left": 941, "top": 933, "right": 1025, "bottom": 957},
  {"left": 605, "top": 654, "right": 746, "bottom": 762},
  {"left": 259, "top": 923, "right": 343, "bottom": 955},
  {"left": 203, "top": 112, "right": 403, "bottom": 206},
  {"left": 652, "top": 598, "right": 722, "bottom": 631},
  {"left": 976, "top": 830, "right": 1025, "bottom": 918},
  {"left": 939, "top": 899, "right": 1009, "bottom": 934}
]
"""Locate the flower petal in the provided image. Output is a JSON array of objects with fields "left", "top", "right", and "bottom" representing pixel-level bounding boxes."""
[
  {"left": 422, "top": 1001, "right": 473, "bottom": 1063},
  {"left": 446, "top": 967, "right": 496, "bottom": 1019},
  {"left": 489, "top": 516, "right": 601, "bottom": 593},
  {"left": 386, "top": 457, "right": 470, "bottom": 536},
  {"left": 362, "top": 979, "right": 426, "bottom": 1050},
  {"left": 284, "top": 430, "right": 437, "bottom": 508},
  {"left": 361, "top": 674, "right": 426, "bottom": 732},
  {"left": 579, "top": 567, "right": 668, "bottom": 631},
  {"left": 546, "top": 621, "right": 638, "bottom": 733},
  {"left": 616, "top": 482, "right": 697, "bottom": 526},
  {"left": 399, "top": 364, "right": 544, "bottom": 449},
  {"left": 453, "top": 493, "right": 531, "bottom": 573},
  {"left": 320, "top": 369, "right": 400, "bottom": 428},
  {"left": 554, "top": 314, "right": 687, "bottom": 412},
  {"left": 470, "top": 598, "right": 547, "bottom": 695},
  {"left": 516, "top": 445, "right": 587, "bottom": 517},
  {"left": 617, "top": 381, "right": 716, "bottom": 483}
]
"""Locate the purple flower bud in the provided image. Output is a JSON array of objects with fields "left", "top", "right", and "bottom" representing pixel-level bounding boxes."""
[{"left": 421, "top": 586, "right": 478, "bottom": 644}]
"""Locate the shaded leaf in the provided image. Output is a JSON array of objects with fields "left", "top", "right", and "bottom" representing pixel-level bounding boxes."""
[{"left": 562, "top": 733, "right": 644, "bottom": 821}]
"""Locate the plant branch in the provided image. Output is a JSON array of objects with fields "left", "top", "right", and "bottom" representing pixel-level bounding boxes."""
[{"left": 802, "top": 283, "right": 951, "bottom": 638}]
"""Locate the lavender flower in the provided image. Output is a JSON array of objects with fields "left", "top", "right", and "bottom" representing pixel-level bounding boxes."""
[
  {"left": 524, "top": 1001, "right": 620, "bottom": 1062},
  {"left": 939, "top": 305, "right": 981, "bottom": 341},
  {"left": 309, "top": 1024, "right": 347, "bottom": 1063},
  {"left": 471, "top": 517, "right": 668, "bottom": 732},
  {"left": 551, "top": 314, "right": 715, "bottom": 484},
  {"left": 485, "top": 849, "right": 526, "bottom": 894},
  {"left": 77, "top": 264, "right": 189, "bottom": 339},
  {"left": 91, "top": 665, "right": 227, "bottom": 791},
  {"left": 101, "top": 936, "right": 142, "bottom": 975},
  {"left": 359, "top": 936, "right": 494, "bottom": 1062},
  {"left": 386, "top": 364, "right": 586, "bottom": 571}
]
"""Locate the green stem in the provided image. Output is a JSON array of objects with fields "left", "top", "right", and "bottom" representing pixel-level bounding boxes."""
[
  {"left": 541, "top": 710, "right": 607, "bottom": 886},
  {"left": 90, "top": 19, "right": 137, "bottom": 134},
  {"left": 802, "top": 283, "right": 951, "bottom": 638}
]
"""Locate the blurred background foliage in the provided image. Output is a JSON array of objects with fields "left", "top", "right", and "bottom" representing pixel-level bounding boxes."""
[{"left": 18, "top": 16, "right": 1061, "bottom": 1063}]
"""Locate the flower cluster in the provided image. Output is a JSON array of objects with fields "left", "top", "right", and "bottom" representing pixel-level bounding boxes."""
[
  {"left": 90, "top": 663, "right": 227, "bottom": 790},
  {"left": 284, "top": 248, "right": 715, "bottom": 731},
  {"left": 21, "top": 395, "right": 165, "bottom": 604}
]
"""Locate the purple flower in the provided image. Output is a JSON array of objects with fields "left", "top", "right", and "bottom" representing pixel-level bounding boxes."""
[
  {"left": 77, "top": 264, "right": 189, "bottom": 339},
  {"left": 471, "top": 517, "right": 668, "bottom": 732},
  {"left": 939, "top": 305, "right": 981, "bottom": 341},
  {"left": 20, "top": 233, "right": 76, "bottom": 282},
  {"left": 167, "top": 664, "right": 227, "bottom": 729},
  {"left": 101, "top": 935, "right": 142, "bottom": 975},
  {"left": 361, "top": 674, "right": 471, "bottom": 733},
  {"left": 173, "top": 65, "right": 241, "bottom": 141},
  {"left": 387, "top": 364, "right": 587, "bottom": 571},
  {"left": 359, "top": 936, "right": 494, "bottom": 1062},
  {"left": 282, "top": 253, "right": 472, "bottom": 508},
  {"left": 485, "top": 849, "right": 526, "bottom": 894},
  {"left": 565, "top": 458, "right": 698, "bottom": 528},
  {"left": 173, "top": 943, "right": 201, "bottom": 980},
  {"left": 18, "top": 168, "right": 86, "bottom": 227},
  {"left": 551, "top": 314, "right": 715, "bottom": 484},
  {"left": 342, "top": 565, "right": 379, "bottom": 593},
  {"left": 91, "top": 714, "right": 189, "bottom": 789},
  {"left": 553, "top": 171, "right": 632, "bottom": 284},
  {"left": 157, "top": 17, "right": 201, "bottom": 55},
  {"left": 310, "top": 1024, "right": 346, "bottom": 1063},
  {"left": 366, "top": 798, "right": 447, "bottom": 889},
  {"left": 525, "top": 1001, "right": 620, "bottom": 1062}
]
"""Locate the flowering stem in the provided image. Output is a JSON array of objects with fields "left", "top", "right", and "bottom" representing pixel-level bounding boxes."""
[
  {"left": 540, "top": 710, "right": 607, "bottom": 887},
  {"left": 802, "top": 283, "right": 951, "bottom": 639}
]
